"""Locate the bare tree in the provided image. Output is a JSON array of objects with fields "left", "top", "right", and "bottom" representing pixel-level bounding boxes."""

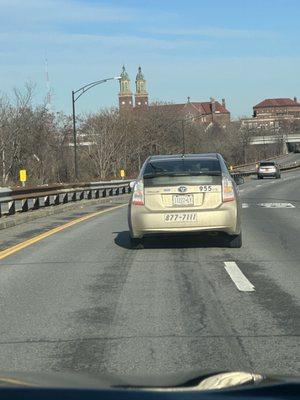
[{"left": 80, "top": 109, "right": 129, "bottom": 179}]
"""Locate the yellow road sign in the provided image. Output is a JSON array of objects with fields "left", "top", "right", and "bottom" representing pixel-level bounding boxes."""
[{"left": 19, "top": 169, "right": 27, "bottom": 182}]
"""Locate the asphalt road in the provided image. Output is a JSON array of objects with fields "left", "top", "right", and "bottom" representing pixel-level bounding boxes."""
[{"left": 0, "top": 169, "right": 299, "bottom": 379}]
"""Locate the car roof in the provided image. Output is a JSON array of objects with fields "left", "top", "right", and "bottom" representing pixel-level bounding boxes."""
[
  {"left": 148, "top": 153, "right": 220, "bottom": 161},
  {"left": 259, "top": 160, "right": 276, "bottom": 164}
]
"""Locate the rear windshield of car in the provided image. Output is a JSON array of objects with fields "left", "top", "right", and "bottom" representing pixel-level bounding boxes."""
[
  {"left": 259, "top": 162, "right": 276, "bottom": 167},
  {"left": 143, "top": 158, "right": 222, "bottom": 187}
]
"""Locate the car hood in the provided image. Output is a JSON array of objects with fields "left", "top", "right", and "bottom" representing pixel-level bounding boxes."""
[{"left": 0, "top": 370, "right": 296, "bottom": 390}]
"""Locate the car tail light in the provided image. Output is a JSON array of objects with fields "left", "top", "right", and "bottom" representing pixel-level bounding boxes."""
[
  {"left": 222, "top": 176, "right": 235, "bottom": 202},
  {"left": 132, "top": 179, "right": 144, "bottom": 205}
]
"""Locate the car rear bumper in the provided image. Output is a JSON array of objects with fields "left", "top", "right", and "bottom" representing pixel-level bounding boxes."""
[
  {"left": 128, "top": 203, "right": 240, "bottom": 238},
  {"left": 257, "top": 172, "right": 278, "bottom": 177}
]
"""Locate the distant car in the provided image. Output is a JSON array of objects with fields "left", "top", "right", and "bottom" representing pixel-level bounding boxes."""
[
  {"left": 257, "top": 161, "right": 281, "bottom": 179},
  {"left": 128, "top": 153, "right": 243, "bottom": 248}
]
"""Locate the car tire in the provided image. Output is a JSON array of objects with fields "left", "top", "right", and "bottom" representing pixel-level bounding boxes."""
[
  {"left": 228, "top": 233, "right": 242, "bottom": 248},
  {"left": 130, "top": 237, "right": 143, "bottom": 249}
]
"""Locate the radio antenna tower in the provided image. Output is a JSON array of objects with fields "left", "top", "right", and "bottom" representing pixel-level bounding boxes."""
[{"left": 44, "top": 56, "right": 52, "bottom": 110}]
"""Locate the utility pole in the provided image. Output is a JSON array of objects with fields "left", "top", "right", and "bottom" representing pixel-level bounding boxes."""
[
  {"left": 181, "top": 120, "right": 186, "bottom": 154},
  {"left": 44, "top": 57, "right": 52, "bottom": 110}
]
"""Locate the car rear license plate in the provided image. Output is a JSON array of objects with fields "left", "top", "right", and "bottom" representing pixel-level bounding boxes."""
[
  {"left": 172, "top": 194, "right": 193, "bottom": 206},
  {"left": 164, "top": 213, "right": 197, "bottom": 222}
]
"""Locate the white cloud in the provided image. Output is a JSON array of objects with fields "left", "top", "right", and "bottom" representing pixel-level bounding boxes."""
[
  {"left": 0, "top": 0, "right": 138, "bottom": 23},
  {"left": 0, "top": 31, "right": 208, "bottom": 51},
  {"left": 142, "top": 26, "right": 278, "bottom": 39}
]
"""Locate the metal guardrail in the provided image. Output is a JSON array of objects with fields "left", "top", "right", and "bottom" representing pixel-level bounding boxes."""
[
  {"left": 231, "top": 153, "right": 291, "bottom": 172},
  {"left": 0, "top": 180, "right": 132, "bottom": 218},
  {"left": 0, "top": 161, "right": 298, "bottom": 218}
]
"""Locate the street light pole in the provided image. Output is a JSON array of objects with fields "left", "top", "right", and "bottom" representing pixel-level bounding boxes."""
[
  {"left": 71, "top": 76, "right": 121, "bottom": 180},
  {"left": 71, "top": 90, "right": 78, "bottom": 180}
]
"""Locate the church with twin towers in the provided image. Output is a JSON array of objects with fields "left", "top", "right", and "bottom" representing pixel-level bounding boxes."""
[{"left": 118, "top": 66, "right": 148, "bottom": 110}]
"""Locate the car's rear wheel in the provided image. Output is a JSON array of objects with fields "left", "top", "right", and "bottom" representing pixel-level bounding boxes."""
[{"left": 228, "top": 233, "right": 242, "bottom": 248}]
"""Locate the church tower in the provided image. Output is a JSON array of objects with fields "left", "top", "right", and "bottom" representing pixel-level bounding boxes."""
[
  {"left": 118, "top": 66, "right": 133, "bottom": 110},
  {"left": 135, "top": 66, "right": 148, "bottom": 108}
]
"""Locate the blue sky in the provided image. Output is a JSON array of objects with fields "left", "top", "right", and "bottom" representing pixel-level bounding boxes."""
[{"left": 0, "top": 0, "right": 299, "bottom": 118}]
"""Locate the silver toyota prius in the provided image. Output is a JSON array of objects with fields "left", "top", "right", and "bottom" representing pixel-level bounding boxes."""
[{"left": 128, "top": 153, "right": 243, "bottom": 248}]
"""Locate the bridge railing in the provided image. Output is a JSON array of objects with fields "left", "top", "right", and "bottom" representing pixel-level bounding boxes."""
[
  {"left": 0, "top": 180, "right": 132, "bottom": 218},
  {"left": 250, "top": 133, "right": 300, "bottom": 145}
]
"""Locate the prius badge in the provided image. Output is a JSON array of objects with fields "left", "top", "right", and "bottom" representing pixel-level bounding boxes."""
[{"left": 178, "top": 186, "right": 187, "bottom": 193}]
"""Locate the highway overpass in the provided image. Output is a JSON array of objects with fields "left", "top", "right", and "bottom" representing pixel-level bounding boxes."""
[
  {"left": 249, "top": 133, "right": 300, "bottom": 153},
  {"left": 250, "top": 132, "right": 300, "bottom": 145}
]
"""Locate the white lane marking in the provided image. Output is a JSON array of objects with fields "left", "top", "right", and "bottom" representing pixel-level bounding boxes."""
[
  {"left": 242, "top": 202, "right": 296, "bottom": 209},
  {"left": 257, "top": 184, "right": 262, "bottom": 187},
  {"left": 258, "top": 202, "right": 295, "bottom": 208},
  {"left": 224, "top": 261, "right": 255, "bottom": 292}
]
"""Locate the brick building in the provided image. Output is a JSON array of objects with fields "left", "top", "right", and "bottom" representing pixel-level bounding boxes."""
[
  {"left": 153, "top": 99, "right": 230, "bottom": 127},
  {"left": 253, "top": 97, "right": 300, "bottom": 118},
  {"left": 242, "top": 97, "right": 300, "bottom": 131},
  {"left": 118, "top": 66, "right": 230, "bottom": 127}
]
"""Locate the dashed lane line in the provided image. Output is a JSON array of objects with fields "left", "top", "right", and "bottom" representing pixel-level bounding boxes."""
[
  {"left": 259, "top": 202, "right": 295, "bottom": 208},
  {"left": 224, "top": 261, "right": 255, "bottom": 292},
  {"left": 242, "top": 202, "right": 295, "bottom": 209}
]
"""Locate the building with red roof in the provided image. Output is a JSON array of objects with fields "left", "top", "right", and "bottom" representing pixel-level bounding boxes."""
[
  {"left": 253, "top": 97, "right": 300, "bottom": 118},
  {"left": 242, "top": 97, "right": 300, "bottom": 131}
]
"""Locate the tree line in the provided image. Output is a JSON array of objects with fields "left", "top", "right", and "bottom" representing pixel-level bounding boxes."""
[{"left": 0, "top": 84, "right": 291, "bottom": 186}]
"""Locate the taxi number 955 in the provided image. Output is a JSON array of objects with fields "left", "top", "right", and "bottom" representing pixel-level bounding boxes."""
[{"left": 199, "top": 185, "right": 212, "bottom": 192}]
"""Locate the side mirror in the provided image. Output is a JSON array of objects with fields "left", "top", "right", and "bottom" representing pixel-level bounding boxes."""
[
  {"left": 234, "top": 175, "right": 244, "bottom": 185},
  {"left": 129, "top": 181, "right": 136, "bottom": 189}
]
